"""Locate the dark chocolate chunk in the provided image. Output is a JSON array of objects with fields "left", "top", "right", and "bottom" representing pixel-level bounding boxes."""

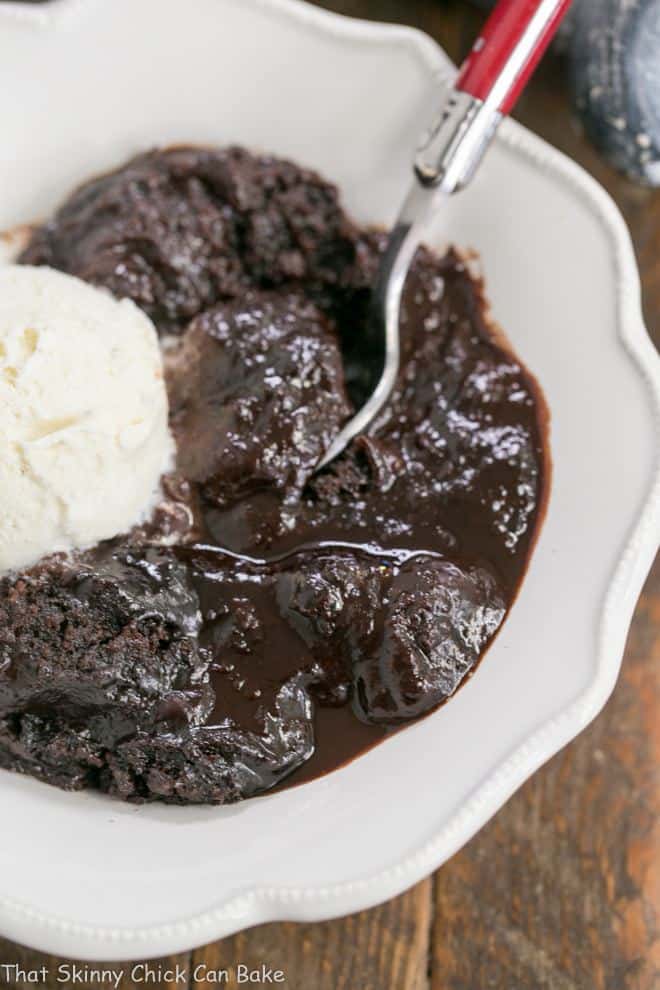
[
  {"left": 104, "top": 674, "right": 315, "bottom": 804},
  {"left": 354, "top": 559, "right": 505, "bottom": 724},
  {"left": 20, "top": 147, "right": 362, "bottom": 334},
  {"left": 0, "top": 548, "right": 212, "bottom": 748},
  {"left": 168, "top": 291, "right": 351, "bottom": 516}
]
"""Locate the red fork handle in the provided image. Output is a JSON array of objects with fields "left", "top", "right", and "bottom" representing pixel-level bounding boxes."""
[{"left": 455, "top": 0, "right": 572, "bottom": 115}]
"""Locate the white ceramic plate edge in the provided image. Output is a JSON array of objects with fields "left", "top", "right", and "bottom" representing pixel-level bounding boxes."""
[{"left": 0, "top": 0, "right": 658, "bottom": 960}]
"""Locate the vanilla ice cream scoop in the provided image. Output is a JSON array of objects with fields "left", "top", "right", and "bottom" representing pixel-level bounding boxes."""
[{"left": 0, "top": 265, "right": 174, "bottom": 573}]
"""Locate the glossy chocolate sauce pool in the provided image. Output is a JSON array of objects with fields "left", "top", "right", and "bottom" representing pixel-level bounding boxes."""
[{"left": 0, "top": 147, "right": 549, "bottom": 803}]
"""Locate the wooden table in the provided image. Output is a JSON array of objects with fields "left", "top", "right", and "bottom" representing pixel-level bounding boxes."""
[{"left": 1, "top": 2, "right": 658, "bottom": 987}]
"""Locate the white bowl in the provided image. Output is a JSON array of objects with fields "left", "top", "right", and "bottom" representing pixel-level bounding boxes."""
[{"left": 0, "top": 0, "right": 658, "bottom": 961}]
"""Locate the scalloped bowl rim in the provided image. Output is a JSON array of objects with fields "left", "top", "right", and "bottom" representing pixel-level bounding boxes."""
[{"left": 0, "top": 0, "right": 658, "bottom": 960}]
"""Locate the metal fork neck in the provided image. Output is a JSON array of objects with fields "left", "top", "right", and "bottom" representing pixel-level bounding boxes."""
[
  {"left": 315, "top": 89, "right": 503, "bottom": 471},
  {"left": 415, "top": 90, "right": 501, "bottom": 193}
]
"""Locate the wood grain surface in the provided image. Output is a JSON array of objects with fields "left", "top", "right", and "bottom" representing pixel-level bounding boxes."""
[{"left": 1, "top": 2, "right": 658, "bottom": 987}]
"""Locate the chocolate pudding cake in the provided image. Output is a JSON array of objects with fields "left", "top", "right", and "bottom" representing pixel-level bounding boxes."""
[{"left": 0, "top": 146, "right": 548, "bottom": 803}]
